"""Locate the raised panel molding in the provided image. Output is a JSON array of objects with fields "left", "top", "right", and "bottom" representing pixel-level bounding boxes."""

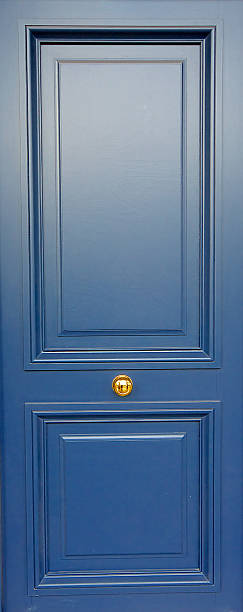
[
  {"left": 21, "top": 24, "right": 222, "bottom": 369},
  {"left": 60, "top": 432, "right": 187, "bottom": 558},
  {"left": 56, "top": 57, "right": 187, "bottom": 338},
  {"left": 25, "top": 401, "right": 221, "bottom": 595}
]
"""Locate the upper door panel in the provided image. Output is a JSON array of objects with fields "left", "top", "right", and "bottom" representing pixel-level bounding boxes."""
[{"left": 22, "top": 27, "right": 221, "bottom": 369}]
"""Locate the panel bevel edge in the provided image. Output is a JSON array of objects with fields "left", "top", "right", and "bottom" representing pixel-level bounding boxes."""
[
  {"left": 24, "top": 401, "right": 221, "bottom": 595},
  {"left": 21, "top": 24, "right": 221, "bottom": 369}
]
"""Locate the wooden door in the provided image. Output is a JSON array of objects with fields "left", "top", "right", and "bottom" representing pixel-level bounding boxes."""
[{"left": 0, "top": 3, "right": 242, "bottom": 611}]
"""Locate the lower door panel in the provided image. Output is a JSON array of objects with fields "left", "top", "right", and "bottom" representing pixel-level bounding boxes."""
[{"left": 25, "top": 401, "right": 220, "bottom": 595}]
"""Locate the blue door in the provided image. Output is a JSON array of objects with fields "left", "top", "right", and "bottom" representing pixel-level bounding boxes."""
[{"left": 0, "top": 2, "right": 243, "bottom": 611}]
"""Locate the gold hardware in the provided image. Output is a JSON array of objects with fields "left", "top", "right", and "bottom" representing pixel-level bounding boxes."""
[{"left": 112, "top": 375, "right": 133, "bottom": 397}]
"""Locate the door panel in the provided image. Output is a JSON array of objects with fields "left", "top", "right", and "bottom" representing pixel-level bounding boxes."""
[
  {"left": 23, "top": 28, "right": 219, "bottom": 368},
  {"left": 0, "top": 3, "right": 243, "bottom": 612},
  {"left": 25, "top": 402, "right": 220, "bottom": 595},
  {"left": 42, "top": 44, "right": 199, "bottom": 340}
]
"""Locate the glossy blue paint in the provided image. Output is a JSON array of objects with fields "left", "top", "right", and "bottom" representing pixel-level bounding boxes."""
[
  {"left": 23, "top": 26, "right": 219, "bottom": 369},
  {"left": 25, "top": 401, "right": 220, "bottom": 595},
  {"left": 0, "top": 3, "right": 242, "bottom": 612}
]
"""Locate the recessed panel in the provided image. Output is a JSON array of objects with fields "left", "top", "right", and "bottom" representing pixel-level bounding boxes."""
[
  {"left": 59, "top": 61, "right": 183, "bottom": 333},
  {"left": 46, "top": 419, "right": 197, "bottom": 572},
  {"left": 25, "top": 401, "right": 220, "bottom": 594},
  {"left": 61, "top": 433, "right": 184, "bottom": 557}
]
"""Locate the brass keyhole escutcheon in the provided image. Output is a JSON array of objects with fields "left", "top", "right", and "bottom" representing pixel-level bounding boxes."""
[{"left": 112, "top": 375, "right": 133, "bottom": 397}]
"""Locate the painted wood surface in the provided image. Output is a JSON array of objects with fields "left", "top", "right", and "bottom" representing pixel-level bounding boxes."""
[{"left": 0, "top": 2, "right": 242, "bottom": 612}]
